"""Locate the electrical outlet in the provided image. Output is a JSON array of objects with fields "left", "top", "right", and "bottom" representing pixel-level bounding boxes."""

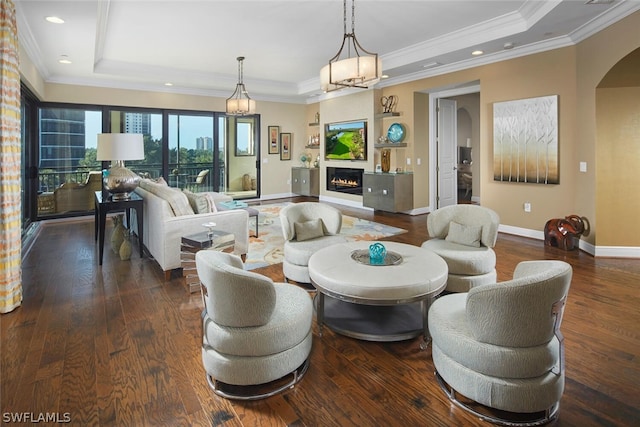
[
  {"left": 406, "top": 158, "right": 411, "bottom": 165},
  {"left": 524, "top": 202, "right": 531, "bottom": 213}
]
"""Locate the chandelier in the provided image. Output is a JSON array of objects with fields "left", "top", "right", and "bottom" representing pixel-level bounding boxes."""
[
  {"left": 226, "top": 56, "right": 255, "bottom": 115},
  {"left": 320, "top": 0, "right": 381, "bottom": 92}
]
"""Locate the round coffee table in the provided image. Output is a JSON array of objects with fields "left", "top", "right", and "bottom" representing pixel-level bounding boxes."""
[{"left": 308, "top": 241, "right": 448, "bottom": 345}]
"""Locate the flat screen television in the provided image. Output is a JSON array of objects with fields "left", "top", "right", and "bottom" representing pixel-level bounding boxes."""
[{"left": 325, "top": 120, "right": 367, "bottom": 161}]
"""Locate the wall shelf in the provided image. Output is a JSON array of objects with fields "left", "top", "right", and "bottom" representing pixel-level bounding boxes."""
[
  {"left": 375, "top": 112, "right": 400, "bottom": 119},
  {"left": 374, "top": 143, "right": 407, "bottom": 149},
  {"left": 304, "top": 145, "right": 320, "bottom": 149},
  {"left": 308, "top": 122, "right": 320, "bottom": 126}
]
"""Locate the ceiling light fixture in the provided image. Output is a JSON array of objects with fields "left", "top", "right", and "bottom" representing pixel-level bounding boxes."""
[
  {"left": 320, "top": 0, "right": 381, "bottom": 92},
  {"left": 423, "top": 62, "right": 442, "bottom": 69},
  {"left": 45, "top": 16, "right": 65, "bottom": 24},
  {"left": 472, "top": 50, "right": 484, "bottom": 56},
  {"left": 226, "top": 56, "right": 255, "bottom": 116},
  {"left": 58, "top": 55, "right": 72, "bottom": 64}
]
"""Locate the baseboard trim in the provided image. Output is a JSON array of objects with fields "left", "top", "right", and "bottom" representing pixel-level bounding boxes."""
[
  {"left": 260, "top": 192, "right": 295, "bottom": 201},
  {"left": 594, "top": 245, "right": 640, "bottom": 258},
  {"left": 319, "top": 195, "right": 370, "bottom": 210}
]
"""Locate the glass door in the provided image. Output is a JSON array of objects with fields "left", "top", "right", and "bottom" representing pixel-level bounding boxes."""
[
  {"left": 225, "top": 115, "right": 259, "bottom": 199},
  {"left": 37, "top": 106, "right": 103, "bottom": 218},
  {"left": 167, "top": 113, "right": 215, "bottom": 192}
]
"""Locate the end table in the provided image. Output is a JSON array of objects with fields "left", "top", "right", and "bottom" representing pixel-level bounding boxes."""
[
  {"left": 181, "top": 230, "right": 235, "bottom": 293},
  {"left": 94, "top": 191, "right": 144, "bottom": 265}
]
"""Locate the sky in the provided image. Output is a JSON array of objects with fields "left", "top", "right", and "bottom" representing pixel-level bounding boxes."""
[{"left": 84, "top": 112, "right": 220, "bottom": 150}]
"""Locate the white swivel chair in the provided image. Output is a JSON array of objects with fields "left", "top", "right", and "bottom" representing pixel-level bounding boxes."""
[
  {"left": 422, "top": 204, "right": 500, "bottom": 292},
  {"left": 280, "top": 202, "right": 347, "bottom": 285},
  {"left": 197, "top": 251, "right": 313, "bottom": 400},
  {"left": 429, "top": 260, "right": 573, "bottom": 425}
]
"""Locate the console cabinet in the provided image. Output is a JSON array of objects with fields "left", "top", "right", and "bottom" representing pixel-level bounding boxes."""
[
  {"left": 291, "top": 167, "right": 319, "bottom": 197},
  {"left": 363, "top": 172, "right": 413, "bottom": 212}
]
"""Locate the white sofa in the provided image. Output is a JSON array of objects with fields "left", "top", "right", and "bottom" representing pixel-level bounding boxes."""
[{"left": 131, "top": 179, "right": 249, "bottom": 278}]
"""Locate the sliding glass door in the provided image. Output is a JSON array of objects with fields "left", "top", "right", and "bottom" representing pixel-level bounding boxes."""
[
  {"left": 168, "top": 113, "right": 215, "bottom": 191},
  {"left": 27, "top": 103, "right": 261, "bottom": 223},
  {"left": 36, "top": 106, "right": 103, "bottom": 218},
  {"left": 166, "top": 112, "right": 259, "bottom": 199},
  {"left": 225, "top": 115, "right": 259, "bottom": 198}
]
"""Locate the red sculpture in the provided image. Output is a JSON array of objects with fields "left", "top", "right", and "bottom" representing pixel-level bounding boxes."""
[{"left": 544, "top": 215, "right": 585, "bottom": 251}]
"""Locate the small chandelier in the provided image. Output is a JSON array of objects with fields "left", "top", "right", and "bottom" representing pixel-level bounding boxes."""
[
  {"left": 320, "top": 0, "right": 381, "bottom": 92},
  {"left": 226, "top": 56, "right": 255, "bottom": 115}
]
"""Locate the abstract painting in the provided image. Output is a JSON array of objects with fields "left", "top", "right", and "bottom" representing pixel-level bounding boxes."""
[{"left": 493, "top": 95, "right": 558, "bottom": 184}]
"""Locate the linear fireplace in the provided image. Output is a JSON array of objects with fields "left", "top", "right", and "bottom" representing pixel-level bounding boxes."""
[{"left": 326, "top": 167, "right": 364, "bottom": 195}]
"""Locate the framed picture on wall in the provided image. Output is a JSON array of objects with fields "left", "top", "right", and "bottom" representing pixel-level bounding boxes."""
[
  {"left": 268, "top": 125, "right": 279, "bottom": 154},
  {"left": 280, "top": 133, "right": 291, "bottom": 160}
]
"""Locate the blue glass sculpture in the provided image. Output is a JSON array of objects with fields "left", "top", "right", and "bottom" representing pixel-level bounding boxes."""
[{"left": 369, "top": 242, "right": 387, "bottom": 265}]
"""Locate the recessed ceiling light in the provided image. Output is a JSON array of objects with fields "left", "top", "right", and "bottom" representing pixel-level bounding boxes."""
[
  {"left": 164, "top": 82, "right": 173, "bottom": 86},
  {"left": 503, "top": 42, "right": 514, "bottom": 50},
  {"left": 58, "top": 55, "right": 72, "bottom": 64},
  {"left": 381, "top": 74, "right": 389, "bottom": 79},
  {"left": 45, "top": 16, "right": 65, "bottom": 24},
  {"left": 472, "top": 50, "right": 484, "bottom": 56}
]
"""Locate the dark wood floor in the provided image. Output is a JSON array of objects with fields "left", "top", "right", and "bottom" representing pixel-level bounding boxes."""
[{"left": 2, "top": 197, "right": 639, "bottom": 426}]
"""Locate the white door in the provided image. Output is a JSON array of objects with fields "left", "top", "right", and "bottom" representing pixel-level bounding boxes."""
[{"left": 437, "top": 98, "right": 458, "bottom": 208}]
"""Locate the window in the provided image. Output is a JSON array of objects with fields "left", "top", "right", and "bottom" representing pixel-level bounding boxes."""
[
  {"left": 37, "top": 106, "right": 102, "bottom": 216},
  {"left": 108, "top": 109, "right": 163, "bottom": 180},
  {"left": 168, "top": 113, "right": 215, "bottom": 190}
]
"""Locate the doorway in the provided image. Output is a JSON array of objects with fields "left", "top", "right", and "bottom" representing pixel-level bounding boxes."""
[{"left": 429, "top": 83, "right": 480, "bottom": 209}]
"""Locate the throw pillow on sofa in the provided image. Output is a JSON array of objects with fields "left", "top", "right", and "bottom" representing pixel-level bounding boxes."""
[
  {"left": 445, "top": 221, "right": 482, "bottom": 247},
  {"left": 294, "top": 219, "right": 325, "bottom": 241},
  {"left": 183, "top": 189, "right": 218, "bottom": 214}
]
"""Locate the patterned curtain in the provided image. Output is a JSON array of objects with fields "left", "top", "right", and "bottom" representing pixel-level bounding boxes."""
[{"left": 0, "top": 0, "right": 22, "bottom": 313}]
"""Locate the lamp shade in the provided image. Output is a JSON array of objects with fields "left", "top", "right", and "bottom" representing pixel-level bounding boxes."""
[
  {"left": 96, "top": 133, "right": 145, "bottom": 161},
  {"left": 320, "top": 56, "right": 381, "bottom": 92},
  {"left": 226, "top": 95, "right": 256, "bottom": 116}
]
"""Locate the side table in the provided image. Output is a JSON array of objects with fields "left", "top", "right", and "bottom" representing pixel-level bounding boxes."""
[
  {"left": 181, "top": 231, "right": 235, "bottom": 293},
  {"left": 94, "top": 191, "right": 144, "bottom": 265}
]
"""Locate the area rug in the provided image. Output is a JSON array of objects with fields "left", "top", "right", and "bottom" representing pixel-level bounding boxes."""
[{"left": 244, "top": 202, "right": 407, "bottom": 270}]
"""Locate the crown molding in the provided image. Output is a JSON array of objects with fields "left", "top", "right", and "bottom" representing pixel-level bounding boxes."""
[
  {"left": 15, "top": 1, "right": 50, "bottom": 81},
  {"left": 381, "top": 0, "right": 561, "bottom": 72},
  {"left": 568, "top": 0, "right": 640, "bottom": 44}
]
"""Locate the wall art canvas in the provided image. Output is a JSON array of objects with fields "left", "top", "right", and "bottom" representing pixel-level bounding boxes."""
[
  {"left": 493, "top": 95, "right": 559, "bottom": 184},
  {"left": 268, "top": 125, "right": 279, "bottom": 154},
  {"left": 280, "top": 133, "right": 291, "bottom": 160}
]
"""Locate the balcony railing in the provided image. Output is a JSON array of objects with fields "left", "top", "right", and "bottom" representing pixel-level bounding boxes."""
[{"left": 38, "top": 163, "right": 225, "bottom": 194}]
